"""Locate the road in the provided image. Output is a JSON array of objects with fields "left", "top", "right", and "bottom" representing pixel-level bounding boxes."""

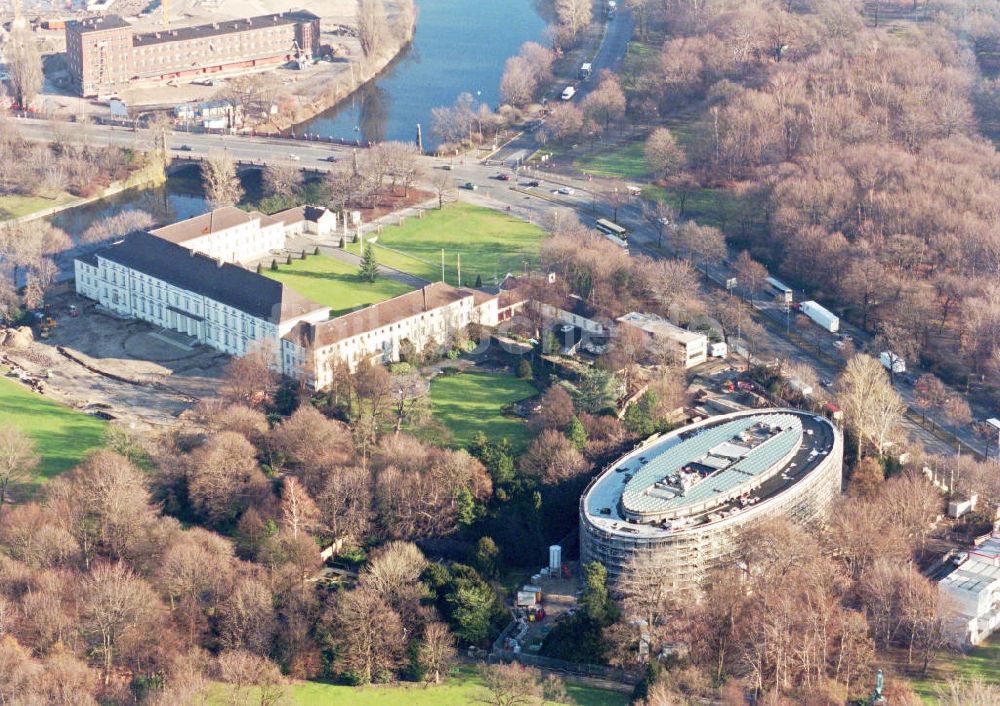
[{"left": 491, "top": 8, "right": 634, "bottom": 165}]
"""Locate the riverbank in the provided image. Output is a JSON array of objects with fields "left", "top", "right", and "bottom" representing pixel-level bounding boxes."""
[
  {"left": 267, "top": 1, "right": 416, "bottom": 135},
  {"left": 2, "top": 157, "right": 168, "bottom": 225}
]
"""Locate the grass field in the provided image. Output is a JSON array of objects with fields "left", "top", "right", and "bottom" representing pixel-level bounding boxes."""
[
  {"left": 429, "top": 371, "right": 537, "bottom": 451},
  {"left": 575, "top": 141, "right": 650, "bottom": 180},
  {"left": 908, "top": 638, "right": 1000, "bottom": 703},
  {"left": 0, "top": 374, "right": 105, "bottom": 486},
  {"left": 212, "top": 668, "right": 630, "bottom": 706},
  {"left": 263, "top": 254, "right": 413, "bottom": 316},
  {"left": 367, "top": 204, "right": 546, "bottom": 288},
  {"left": 0, "top": 192, "right": 76, "bottom": 220}
]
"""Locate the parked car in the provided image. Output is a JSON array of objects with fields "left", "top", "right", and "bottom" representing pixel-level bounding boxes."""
[
  {"left": 463, "top": 182, "right": 478, "bottom": 190},
  {"left": 820, "top": 378, "right": 833, "bottom": 388},
  {"left": 833, "top": 340, "right": 845, "bottom": 350}
]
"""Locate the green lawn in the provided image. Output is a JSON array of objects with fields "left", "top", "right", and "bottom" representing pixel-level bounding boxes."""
[
  {"left": 263, "top": 254, "right": 413, "bottom": 316},
  {"left": 0, "top": 192, "right": 76, "bottom": 220},
  {"left": 430, "top": 371, "right": 537, "bottom": 452},
  {"left": 908, "top": 638, "right": 1000, "bottom": 703},
  {"left": 367, "top": 204, "right": 547, "bottom": 288},
  {"left": 213, "top": 668, "right": 629, "bottom": 706},
  {"left": 0, "top": 374, "right": 105, "bottom": 487},
  {"left": 575, "top": 141, "right": 651, "bottom": 180}
]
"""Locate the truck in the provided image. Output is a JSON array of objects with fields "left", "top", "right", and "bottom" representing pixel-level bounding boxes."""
[
  {"left": 578, "top": 62, "right": 592, "bottom": 80},
  {"left": 766, "top": 276, "right": 793, "bottom": 304},
  {"left": 879, "top": 351, "right": 906, "bottom": 374},
  {"left": 709, "top": 341, "right": 728, "bottom": 358},
  {"left": 799, "top": 300, "right": 839, "bottom": 333},
  {"left": 561, "top": 86, "right": 576, "bottom": 101}
]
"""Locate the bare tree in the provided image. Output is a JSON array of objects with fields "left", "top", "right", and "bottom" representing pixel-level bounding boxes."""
[
  {"left": 358, "top": 0, "right": 390, "bottom": 59},
  {"left": 280, "top": 477, "right": 320, "bottom": 539},
  {"left": 477, "top": 662, "right": 544, "bottom": 706},
  {"left": 520, "top": 429, "right": 589, "bottom": 483},
  {"left": 221, "top": 340, "right": 277, "bottom": 409},
  {"left": 328, "top": 583, "right": 405, "bottom": 683},
  {"left": 734, "top": 250, "right": 768, "bottom": 305},
  {"left": 216, "top": 650, "right": 286, "bottom": 706},
  {"left": 202, "top": 152, "right": 243, "bottom": 209},
  {"left": 645, "top": 128, "right": 687, "bottom": 181},
  {"left": 220, "top": 75, "right": 277, "bottom": 129},
  {"left": 81, "top": 563, "right": 160, "bottom": 684},
  {"left": 419, "top": 621, "right": 457, "bottom": 684},
  {"left": 431, "top": 171, "right": 455, "bottom": 209},
  {"left": 500, "top": 56, "right": 538, "bottom": 108},
  {"left": 262, "top": 163, "right": 303, "bottom": 200},
  {"left": 0, "top": 427, "right": 39, "bottom": 509},
  {"left": 838, "top": 354, "right": 906, "bottom": 459},
  {"left": 7, "top": 31, "right": 43, "bottom": 109}
]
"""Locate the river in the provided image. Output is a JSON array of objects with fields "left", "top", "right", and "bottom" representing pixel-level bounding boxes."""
[{"left": 299, "top": 0, "right": 548, "bottom": 147}]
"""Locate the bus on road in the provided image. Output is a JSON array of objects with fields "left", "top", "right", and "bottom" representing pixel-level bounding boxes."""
[{"left": 595, "top": 218, "right": 628, "bottom": 249}]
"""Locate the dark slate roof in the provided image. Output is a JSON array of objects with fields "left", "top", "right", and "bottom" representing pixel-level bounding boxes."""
[
  {"left": 132, "top": 10, "right": 319, "bottom": 46},
  {"left": 66, "top": 15, "right": 131, "bottom": 33},
  {"left": 82, "top": 232, "right": 325, "bottom": 324}
]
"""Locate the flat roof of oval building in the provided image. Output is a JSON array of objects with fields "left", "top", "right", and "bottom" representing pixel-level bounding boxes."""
[{"left": 584, "top": 409, "right": 837, "bottom": 530}]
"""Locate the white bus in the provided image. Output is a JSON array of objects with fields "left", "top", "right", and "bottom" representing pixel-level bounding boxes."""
[{"left": 595, "top": 218, "right": 628, "bottom": 249}]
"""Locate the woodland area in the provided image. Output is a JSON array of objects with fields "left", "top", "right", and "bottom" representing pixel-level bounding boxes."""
[{"left": 543, "top": 0, "right": 1000, "bottom": 406}]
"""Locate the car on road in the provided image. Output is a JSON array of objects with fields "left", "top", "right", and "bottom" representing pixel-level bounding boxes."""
[
  {"left": 288, "top": 154, "right": 301, "bottom": 161},
  {"left": 322, "top": 155, "right": 338, "bottom": 162},
  {"left": 557, "top": 186, "right": 575, "bottom": 195},
  {"left": 176, "top": 145, "right": 192, "bottom": 151},
  {"left": 496, "top": 173, "right": 512, "bottom": 181},
  {"left": 463, "top": 182, "right": 478, "bottom": 190},
  {"left": 525, "top": 180, "right": 540, "bottom": 187},
  {"left": 442, "top": 164, "right": 454, "bottom": 170}
]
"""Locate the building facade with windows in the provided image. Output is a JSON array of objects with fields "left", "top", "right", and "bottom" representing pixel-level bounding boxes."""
[
  {"left": 66, "top": 11, "right": 320, "bottom": 97},
  {"left": 74, "top": 232, "right": 329, "bottom": 359},
  {"left": 73, "top": 207, "right": 499, "bottom": 387},
  {"left": 282, "top": 284, "right": 500, "bottom": 388},
  {"left": 939, "top": 534, "right": 1000, "bottom": 646},
  {"left": 580, "top": 409, "right": 842, "bottom": 593},
  {"left": 616, "top": 312, "right": 708, "bottom": 369}
]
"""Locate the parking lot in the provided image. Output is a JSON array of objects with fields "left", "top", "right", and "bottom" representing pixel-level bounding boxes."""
[{"left": 1, "top": 293, "right": 226, "bottom": 430}]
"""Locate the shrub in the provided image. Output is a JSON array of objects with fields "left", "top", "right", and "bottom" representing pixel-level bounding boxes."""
[
  {"left": 270, "top": 259, "right": 279, "bottom": 271},
  {"left": 255, "top": 263, "right": 262, "bottom": 274},
  {"left": 286, "top": 254, "right": 293, "bottom": 265},
  {"left": 313, "top": 246, "right": 320, "bottom": 255},
  {"left": 516, "top": 358, "right": 533, "bottom": 379}
]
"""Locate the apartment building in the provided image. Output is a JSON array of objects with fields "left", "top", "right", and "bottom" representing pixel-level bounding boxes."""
[
  {"left": 580, "top": 409, "right": 842, "bottom": 593},
  {"left": 66, "top": 11, "right": 320, "bottom": 97}
]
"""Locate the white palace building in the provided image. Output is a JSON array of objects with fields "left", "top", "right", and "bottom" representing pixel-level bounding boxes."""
[{"left": 74, "top": 206, "right": 501, "bottom": 386}]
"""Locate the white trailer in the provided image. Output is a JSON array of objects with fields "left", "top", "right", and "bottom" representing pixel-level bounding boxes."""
[
  {"left": 710, "top": 341, "right": 728, "bottom": 358},
  {"left": 879, "top": 351, "right": 906, "bottom": 374},
  {"left": 799, "top": 300, "right": 839, "bottom": 332}
]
